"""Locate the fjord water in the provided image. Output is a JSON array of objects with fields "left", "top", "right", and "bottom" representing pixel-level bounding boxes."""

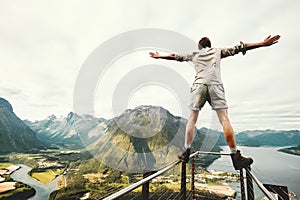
[{"left": 208, "top": 146, "right": 300, "bottom": 197}]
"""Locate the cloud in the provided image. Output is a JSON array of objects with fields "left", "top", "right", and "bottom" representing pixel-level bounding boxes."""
[
  {"left": 0, "top": 87, "right": 22, "bottom": 96},
  {"left": 0, "top": 0, "right": 299, "bottom": 131}
]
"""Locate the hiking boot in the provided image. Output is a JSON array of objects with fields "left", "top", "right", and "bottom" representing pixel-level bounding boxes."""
[
  {"left": 178, "top": 147, "right": 190, "bottom": 163},
  {"left": 231, "top": 150, "right": 253, "bottom": 170}
]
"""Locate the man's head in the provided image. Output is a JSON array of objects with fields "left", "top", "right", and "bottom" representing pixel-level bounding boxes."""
[{"left": 198, "top": 37, "right": 211, "bottom": 49}]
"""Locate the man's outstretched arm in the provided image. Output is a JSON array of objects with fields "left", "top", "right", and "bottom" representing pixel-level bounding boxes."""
[
  {"left": 221, "top": 35, "right": 281, "bottom": 58},
  {"left": 245, "top": 35, "right": 281, "bottom": 51},
  {"left": 149, "top": 51, "right": 176, "bottom": 60}
]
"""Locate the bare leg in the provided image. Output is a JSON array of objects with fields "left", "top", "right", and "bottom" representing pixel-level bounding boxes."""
[
  {"left": 216, "top": 109, "right": 253, "bottom": 169},
  {"left": 216, "top": 109, "right": 236, "bottom": 149},
  {"left": 185, "top": 109, "right": 199, "bottom": 147},
  {"left": 178, "top": 109, "right": 199, "bottom": 162}
]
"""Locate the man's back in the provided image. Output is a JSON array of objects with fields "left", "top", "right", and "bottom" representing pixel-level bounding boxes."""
[{"left": 190, "top": 47, "right": 222, "bottom": 85}]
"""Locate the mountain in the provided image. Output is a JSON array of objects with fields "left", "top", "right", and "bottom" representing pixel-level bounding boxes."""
[
  {"left": 86, "top": 105, "right": 216, "bottom": 173},
  {"left": 24, "top": 105, "right": 219, "bottom": 172},
  {"left": 236, "top": 129, "right": 300, "bottom": 147},
  {"left": 0, "top": 97, "right": 41, "bottom": 153},
  {"left": 208, "top": 129, "right": 300, "bottom": 147},
  {"left": 25, "top": 112, "right": 106, "bottom": 148}
]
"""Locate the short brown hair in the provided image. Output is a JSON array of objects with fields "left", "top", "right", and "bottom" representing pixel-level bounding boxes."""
[{"left": 199, "top": 37, "right": 211, "bottom": 48}]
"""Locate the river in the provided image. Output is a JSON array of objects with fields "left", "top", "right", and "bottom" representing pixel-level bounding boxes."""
[
  {"left": 208, "top": 146, "right": 300, "bottom": 199},
  {"left": 10, "top": 164, "right": 61, "bottom": 200}
]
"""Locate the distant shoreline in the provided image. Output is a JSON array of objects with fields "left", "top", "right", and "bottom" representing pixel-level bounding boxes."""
[{"left": 278, "top": 146, "right": 300, "bottom": 156}]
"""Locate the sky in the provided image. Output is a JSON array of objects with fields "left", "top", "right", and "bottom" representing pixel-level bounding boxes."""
[{"left": 1, "top": 0, "right": 300, "bottom": 131}]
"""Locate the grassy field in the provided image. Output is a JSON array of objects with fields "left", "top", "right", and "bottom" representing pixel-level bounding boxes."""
[
  {"left": 31, "top": 169, "right": 61, "bottom": 184},
  {"left": 0, "top": 163, "right": 12, "bottom": 169}
]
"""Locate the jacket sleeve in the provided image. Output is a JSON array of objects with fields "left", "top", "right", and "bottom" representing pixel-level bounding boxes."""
[
  {"left": 221, "top": 41, "right": 247, "bottom": 58},
  {"left": 175, "top": 53, "right": 193, "bottom": 62}
]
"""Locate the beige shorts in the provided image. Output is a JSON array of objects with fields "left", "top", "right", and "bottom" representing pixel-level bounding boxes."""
[{"left": 189, "top": 83, "right": 228, "bottom": 110}]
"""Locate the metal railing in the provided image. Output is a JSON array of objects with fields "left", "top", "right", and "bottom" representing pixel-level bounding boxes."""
[
  {"left": 102, "top": 151, "right": 199, "bottom": 200},
  {"left": 102, "top": 151, "right": 282, "bottom": 200},
  {"left": 102, "top": 160, "right": 181, "bottom": 200},
  {"left": 245, "top": 167, "right": 277, "bottom": 200}
]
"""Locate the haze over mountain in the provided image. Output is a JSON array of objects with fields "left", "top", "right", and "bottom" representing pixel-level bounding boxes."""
[{"left": 0, "top": 97, "right": 41, "bottom": 153}]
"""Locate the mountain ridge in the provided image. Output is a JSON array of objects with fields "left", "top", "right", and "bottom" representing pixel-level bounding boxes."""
[
  {"left": 235, "top": 129, "right": 300, "bottom": 147},
  {"left": 23, "top": 106, "right": 300, "bottom": 149},
  {"left": 0, "top": 97, "right": 41, "bottom": 153},
  {"left": 24, "top": 112, "right": 106, "bottom": 148}
]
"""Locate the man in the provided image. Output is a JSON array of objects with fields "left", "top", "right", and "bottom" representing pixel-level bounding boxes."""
[{"left": 149, "top": 35, "right": 280, "bottom": 170}]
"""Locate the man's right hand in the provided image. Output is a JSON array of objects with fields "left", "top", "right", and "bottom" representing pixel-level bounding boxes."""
[
  {"left": 245, "top": 35, "right": 281, "bottom": 51},
  {"left": 262, "top": 35, "right": 281, "bottom": 46}
]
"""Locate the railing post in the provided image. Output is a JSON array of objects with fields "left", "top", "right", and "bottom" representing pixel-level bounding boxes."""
[
  {"left": 180, "top": 162, "right": 186, "bottom": 200},
  {"left": 240, "top": 169, "right": 246, "bottom": 200},
  {"left": 246, "top": 166, "right": 254, "bottom": 200},
  {"left": 191, "top": 154, "right": 195, "bottom": 200},
  {"left": 142, "top": 171, "right": 154, "bottom": 200}
]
